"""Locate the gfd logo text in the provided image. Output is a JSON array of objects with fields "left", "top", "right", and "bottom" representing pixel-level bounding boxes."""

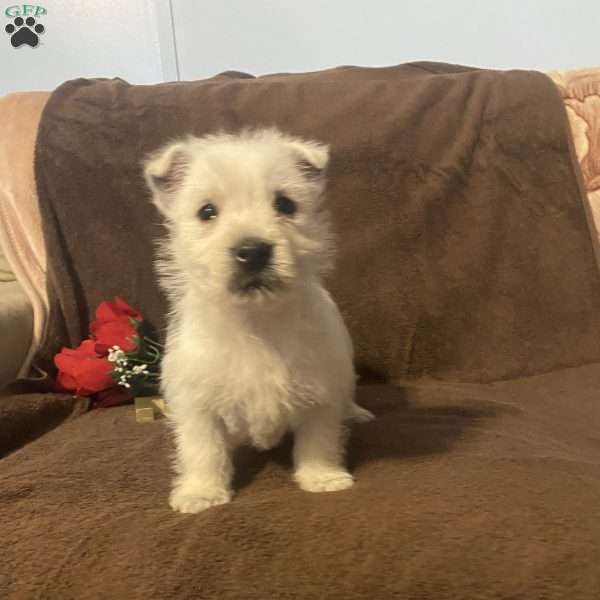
[{"left": 5, "top": 5, "right": 46, "bottom": 17}]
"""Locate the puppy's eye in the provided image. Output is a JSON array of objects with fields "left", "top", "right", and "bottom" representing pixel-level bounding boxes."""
[
  {"left": 198, "top": 203, "right": 218, "bottom": 221},
  {"left": 274, "top": 195, "right": 297, "bottom": 217}
]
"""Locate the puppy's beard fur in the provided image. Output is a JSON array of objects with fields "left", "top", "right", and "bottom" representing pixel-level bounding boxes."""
[{"left": 144, "top": 128, "right": 373, "bottom": 514}]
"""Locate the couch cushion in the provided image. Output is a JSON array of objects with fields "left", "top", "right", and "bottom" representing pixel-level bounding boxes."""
[
  {"left": 0, "top": 391, "right": 87, "bottom": 457},
  {"left": 1, "top": 364, "right": 600, "bottom": 599}
]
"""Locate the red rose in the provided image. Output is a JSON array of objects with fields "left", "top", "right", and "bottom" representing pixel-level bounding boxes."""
[
  {"left": 90, "top": 297, "right": 142, "bottom": 353},
  {"left": 93, "top": 320, "right": 139, "bottom": 353},
  {"left": 94, "top": 297, "right": 142, "bottom": 323},
  {"left": 54, "top": 339, "right": 114, "bottom": 397}
]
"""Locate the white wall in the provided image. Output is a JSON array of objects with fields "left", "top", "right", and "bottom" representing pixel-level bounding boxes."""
[
  {"left": 0, "top": 0, "right": 173, "bottom": 95},
  {"left": 2, "top": 1, "right": 599, "bottom": 97},
  {"left": 172, "top": 0, "right": 600, "bottom": 80}
]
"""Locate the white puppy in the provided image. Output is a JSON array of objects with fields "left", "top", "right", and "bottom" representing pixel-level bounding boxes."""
[{"left": 144, "top": 128, "right": 373, "bottom": 514}]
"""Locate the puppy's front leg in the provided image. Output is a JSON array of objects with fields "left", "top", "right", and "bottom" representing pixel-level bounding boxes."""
[
  {"left": 170, "top": 412, "right": 233, "bottom": 514},
  {"left": 293, "top": 406, "right": 354, "bottom": 493}
]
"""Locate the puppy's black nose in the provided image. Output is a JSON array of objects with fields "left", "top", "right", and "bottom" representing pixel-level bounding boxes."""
[{"left": 232, "top": 238, "right": 273, "bottom": 272}]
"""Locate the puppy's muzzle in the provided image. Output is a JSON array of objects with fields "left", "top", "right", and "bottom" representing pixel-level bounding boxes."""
[
  {"left": 232, "top": 238, "right": 273, "bottom": 273},
  {"left": 229, "top": 238, "right": 281, "bottom": 296}
]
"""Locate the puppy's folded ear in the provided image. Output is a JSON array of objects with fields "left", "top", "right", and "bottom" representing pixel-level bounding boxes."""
[
  {"left": 144, "top": 140, "right": 191, "bottom": 216},
  {"left": 287, "top": 139, "right": 330, "bottom": 181}
]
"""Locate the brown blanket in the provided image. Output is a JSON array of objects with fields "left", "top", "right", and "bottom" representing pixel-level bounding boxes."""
[
  {"left": 34, "top": 62, "right": 600, "bottom": 382},
  {"left": 2, "top": 366, "right": 600, "bottom": 598},
  {"left": 4, "top": 62, "right": 598, "bottom": 598}
]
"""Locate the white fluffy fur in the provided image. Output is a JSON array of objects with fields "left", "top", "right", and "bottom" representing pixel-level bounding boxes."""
[{"left": 144, "top": 128, "right": 373, "bottom": 514}]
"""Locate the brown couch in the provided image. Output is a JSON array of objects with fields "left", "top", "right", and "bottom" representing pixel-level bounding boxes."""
[{"left": 2, "top": 64, "right": 600, "bottom": 599}]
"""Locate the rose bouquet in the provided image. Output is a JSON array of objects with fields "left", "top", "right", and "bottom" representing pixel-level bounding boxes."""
[{"left": 54, "top": 297, "right": 162, "bottom": 408}]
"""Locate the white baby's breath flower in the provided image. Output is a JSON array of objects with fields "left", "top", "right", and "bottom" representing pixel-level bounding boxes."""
[{"left": 108, "top": 346, "right": 127, "bottom": 365}]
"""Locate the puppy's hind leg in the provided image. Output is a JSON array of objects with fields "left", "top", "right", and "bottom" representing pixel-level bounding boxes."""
[
  {"left": 293, "top": 406, "right": 354, "bottom": 493},
  {"left": 347, "top": 401, "right": 375, "bottom": 424},
  {"left": 169, "top": 412, "right": 233, "bottom": 514}
]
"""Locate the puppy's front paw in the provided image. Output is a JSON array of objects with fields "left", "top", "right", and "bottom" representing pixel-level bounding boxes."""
[
  {"left": 295, "top": 469, "right": 354, "bottom": 493},
  {"left": 169, "top": 484, "right": 231, "bottom": 514}
]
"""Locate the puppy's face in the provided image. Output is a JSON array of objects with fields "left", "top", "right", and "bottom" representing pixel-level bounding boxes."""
[{"left": 145, "top": 130, "right": 333, "bottom": 303}]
